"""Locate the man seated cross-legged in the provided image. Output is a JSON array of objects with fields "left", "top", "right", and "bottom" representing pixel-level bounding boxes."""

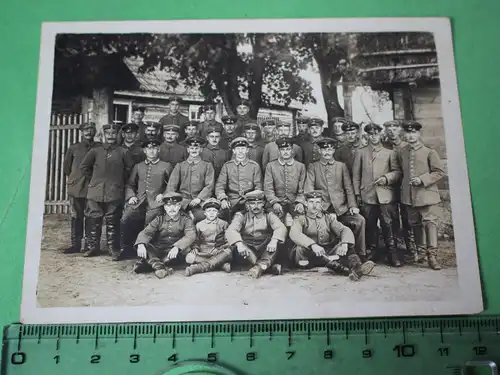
[
  {"left": 133, "top": 192, "right": 196, "bottom": 279},
  {"left": 225, "top": 190, "right": 287, "bottom": 278},
  {"left": 289, "top": 191, "right": 376, "bottom": 281}
]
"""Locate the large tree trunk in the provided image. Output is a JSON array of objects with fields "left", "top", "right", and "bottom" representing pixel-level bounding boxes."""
[{"left": 247, "top": 34, "right": 266, "bottom": 119}]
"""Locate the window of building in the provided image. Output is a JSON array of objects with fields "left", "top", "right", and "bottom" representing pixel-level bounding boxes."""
[
  {"left": 189, "top": 105, "right": 202, "bottom": 121},
  {"left": 113, "top": 104, "right": 129, "bottom": 124}
]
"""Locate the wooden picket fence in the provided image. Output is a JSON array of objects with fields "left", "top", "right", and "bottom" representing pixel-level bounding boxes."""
[{"left": 45, "top": 113, "right": 90, "bottom": 214}]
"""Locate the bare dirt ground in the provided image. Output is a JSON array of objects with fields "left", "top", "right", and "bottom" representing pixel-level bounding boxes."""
[{"left": 37, "top": 215, "right": 459, "bottom": 308}]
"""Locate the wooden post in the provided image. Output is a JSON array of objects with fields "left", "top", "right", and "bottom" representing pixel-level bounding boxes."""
[{"left": 91, "top": 87, "right": 113, "bottom": 138}]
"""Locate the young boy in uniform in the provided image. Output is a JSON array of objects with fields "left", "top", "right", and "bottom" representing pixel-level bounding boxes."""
[{"left": 184, "top": 198, "right": 232, "bottom": 276}]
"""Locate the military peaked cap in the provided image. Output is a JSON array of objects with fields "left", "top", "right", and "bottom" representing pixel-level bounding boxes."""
[
  {"left": 296, "top": 116, "right": 310, "bottom": 125},
  {"left": 163, "top": 124, "right": 181, "bottom": 132},
  {"left": 402, "top": 120, "right": 423, "bottom": 131},
  {"left": 79, "top": 122, "right": 96, "bottom": 131},
  {"left": 102, "top": 123, "right": 121, "bottom": 132},
  {"left": 122, "top": 123, "right": 139, "bottom": 132},
  {"left": 341, "top": 121, "right": 360, "bottom": 132},
  {"left": 142, "top": 139, "right": 161, "bottom": 148},
  {"left": 243, "top": 122, "right": 260, "bottom": 131},
  {"left": 304, "top": 190, "right": 324, "bottom": 200},
  {"left": 206, "top": 123, "right": 223, "bottom": 134},
  {"left": 202, "top": 198, "right": 221, "bottom": 210},
  {"left": 144, "top": 121, "right": 161, "bottom": 130},
  {"left": 184, "top": 136, "right": 206, "bottom": 147},
  {"left": 383, "top": 119, "right": 403, "bottom": 127},
  {"left": 162, "top": 192, "right": 183, "bottom": 204},
  {"left": 308, "top": 117, "right": 325, "bottom": 127},
  {"left": 276, "top": 137, "right": 294, "bottom": 148},
  {"left": 314, "top": 137, "right": 336, "bottom": 148},
  {"left": 245, "top": 190, "right": 265, "bottom": 201},
  {"left": 221, "top": 115, "right": 237, "bottom": 125},
  {"left": 230, "top": 137, "right": 249, "bottom": 149},
  {"left": 363, "top": 123, "right": 383, "bottom": 134}
]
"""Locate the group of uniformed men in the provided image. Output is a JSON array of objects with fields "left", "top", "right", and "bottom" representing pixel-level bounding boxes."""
[{"left": 61, "top": 97, "right": 447, "bottom": 281}]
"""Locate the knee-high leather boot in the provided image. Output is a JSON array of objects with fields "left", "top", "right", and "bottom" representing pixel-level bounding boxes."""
[
  {"left": 84, "top": 217, "right": 102, "bottom": 257},
  {"left": 106, "top": 216, "right": 121, "bottom": 261},
  {"left": 425, "top": 222, "right": 441, "bottom": 270},
  {"left": 61, "top": 218, "right": 83, "bottom": 254}
]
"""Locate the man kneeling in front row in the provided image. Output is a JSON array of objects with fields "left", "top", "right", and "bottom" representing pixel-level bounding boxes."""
[
  {"left": 133, "top": 192, "right": 196, "bottom": 278},
  {"left": 226, "top": 190, "right": 287, "bottom": 278},
  {"left": 289, "top": 191, "right": 375, "bottom": 281}
]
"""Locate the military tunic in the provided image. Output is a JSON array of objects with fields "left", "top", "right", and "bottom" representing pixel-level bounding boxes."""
[
  {"left": 166, "top": 158, "right": 215, "bottom": 211},
  {"left": 64, "top": 140, "right": 100, "bottom": 198},
  {"left": 304, "top": 159, "right": 366, "bottom": 257},
  {"left": 63, "top": 139, "right": 100, "bottom": 220},
  {"left": 246, "top": 143, "right": 264, "bottom": 169},
  {"left": 288, "top": 212, "right": 358, "bottom": 268},
  {"left": 219, "top": 132, "right": 237, "bottom": 150},
  {"left": 352, "top": 144, "right": 400, "bottom": 252},
  {"left": 234, "top": 114, "right": 255, "bottom": 136},
  {"left": 262, "top": 141, "right": 304, "bottom": 171},
  {"left": 226, "top": 210, "right": 287, "bottom": 268},
  {"left": 122, "top": 142, "right": 146, "bottom": 165},
  {"left": 299, "top": 137, "right": 322, "bottom": 167},
  {"left": 215, "top": 159, "right": 263, "bottom": 207},
  {"left": 159, "top": 142, "right": 188, "bottom": 167},
  {"left": 80, "top": 143, "right": 134, "bottom": 203},
  {"left": 334, "top": 142, "right": 362, "bottom": 175},
  {"left": 264, "top": 158, "right": 306, "bottom": 207},
  {"left": 201, "top": 145, "right": 230, "bottom": 177},
  {"left": 135, "top": 213, "right": 196, "bottom": 266}
]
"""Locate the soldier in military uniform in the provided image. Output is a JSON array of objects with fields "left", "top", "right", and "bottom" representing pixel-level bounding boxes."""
[
  {"left": 60, "top": 122, "right": 99, "bottom": 254},
  {"left": 200, "top": 123, "right": 230, "bottom": 177},
  {"left": 159, "top": 124, "right": 188, "bottom": 167},
  {"left": 215, "top": 137, "right": 263, "bottom": 220},
  {"left": 293, "top": 116, "right": 310, "bottom": 145},
  {"left": 330, "top": 117, "right": 348, "bottom": 148},
  {"left": 120, "top": 123, "right": 146, "bottom": 165},
  {"left": 180, "top": 121, "right": 201, "bottom": 146},
  {"left": 219, "top": 115, "right": 238, "bottom": 150},
  {"left": 143, "top": 121, "right": 163, "bottom": 143},
  {"left": 134, "top": 192, "right": 196, "bottom": 278},
  {"left": 352, "top": 123, "right": 402, "bottom": 267},
  {"left": 166, "top": 136, "right": 215, "bottom": 223},
  {"left": 120, "top": 139, "right": 174, "bottom": 259},
  {"left": 243, "top": 122, "right": 264, "bottom": 168},
  {"left": 260, "top": 118, "right": 277, "bottom": 146},
  {"left": 158, "top": 98, "right": 190, "bottom": 141},
  {"left": 117, "top": 104, "right": 147, "bottom": 145},
  {"left": 289, "top": 191, "right": 375, "bottom": 281},
  {"left": 226, "top": 190, "right": 287, "bottom": 278},
  {"left": 391, "top": 121, "right": 447, "bottom": 270},
  {"left": 199, "top": 103, "right": 223, "bottom": 139},
  {"left": 234, "top": 99, "right": 255, "bottom": 136},
  {"left": 80, "top": 123, "right": 135, "bottom": 260},
  {"left": 262, "top": 121, "right": 304, "bottom": 171},
  {"left": 382, "top": 119, "right": 417, "bottom": 262},
  {"left": 304, "top": 137, "right": 367, "bottom": 261},
  {"left": 300, "top": 117, "right": 324, "bottom": 167},
  {"left": 263, "top": 137, "right": 306, "bottom": 225},
  {"left": 184, "top": 198, "right": 232, "bottom": 276},
  {"left": 334, "top": 121, "right": 362, "bottom": 176}
]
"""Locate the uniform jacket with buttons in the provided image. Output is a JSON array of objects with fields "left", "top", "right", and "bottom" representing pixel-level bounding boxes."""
[
  {"left": 299, "top": 137, "right": 322, "bottom": 167},
  {"left": 264, "top": 159, "right": 306, "bottom": 206},
  {"left": 226, "top": 210, "right": 287, "bottom": 249},
  {"left": 304, "top": 159, "right": 357, "bottom": 215},
  {"left": 80, "top": 143, "right": 135, "bottom": 202},
  {"left": 352, "top": 144, "right": 400, "bottom": 204},
  {"left": 247, "top": 143, "right": 265, "bottom": 169},
  {"left": 334, "top": 142, "right": 362, "bottom": 175},
  {"left": 135, "top": 213, "right": 196, "bottom": 252},
  {"left": 382, "top": 137, "right": 407, "bottom": 151},
  {"left": 289, "top": 211, "right": 355, "bottom": 248},
  {"left": 63, "top": 140, "right": 100, "bottom": 198},
  {"left": 262, "top": 141, "right": 304, "bottom": 171},
  {"left": 166, "top": 158, "right": 215, "bottom": 210},
  {"left": 215, "top": 159, "right": 263, "bottom": 206},
  {"left": 116, "top": 122, "right": 147, "bottom": 145},
  {"left": 392, "top": 142, "right": 446, "bottom": 207},
  {"left": 201, "top": 145, "right": 230, "bottom": 177},
  {"left": 194, "top": 218, "right": 229, "bottom": 255},
  {"left": 159, "top": 142, "right": 188, "bottom": 167},
  {"left": 125, "top": 159, "right": 173, "bottom": 209},
  {"left": 122, "top": 141, "right": 146, "bottom": 165}
]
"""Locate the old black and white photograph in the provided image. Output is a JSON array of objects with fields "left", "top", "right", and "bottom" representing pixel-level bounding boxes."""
[{"left": 21, "top": 18, "right": 483, "bottom": 323}]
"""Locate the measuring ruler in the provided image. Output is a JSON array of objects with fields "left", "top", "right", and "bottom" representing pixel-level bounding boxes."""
[{"left": 2, "top": 317, "right": 500, "bottom": 375}]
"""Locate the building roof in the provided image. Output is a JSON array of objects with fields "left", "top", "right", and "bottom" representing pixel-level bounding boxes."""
[
  {"left": 123, "top": 57, "right": 302, "bottom": 110},
  {"left": 347, "top": 32, "right": 440, "bottom": 86}
]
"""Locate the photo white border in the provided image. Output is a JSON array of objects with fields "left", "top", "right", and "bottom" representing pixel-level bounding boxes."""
[{"left": 21, "top": 17, "right": 483, "bottom": 324}]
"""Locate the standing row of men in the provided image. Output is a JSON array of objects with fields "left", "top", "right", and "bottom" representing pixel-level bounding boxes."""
[{"left": 61, "top": 104, "right": 446, "bottom": 279}]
